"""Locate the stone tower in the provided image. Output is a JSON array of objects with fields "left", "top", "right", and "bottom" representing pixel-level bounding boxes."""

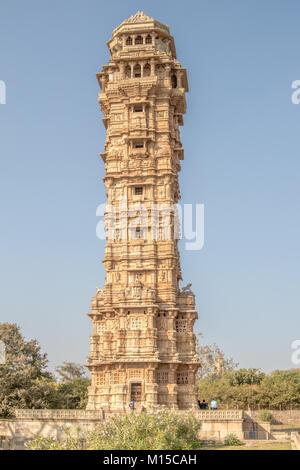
[{"left": 86, "top": 12, "right": 199, "bottom": 412}]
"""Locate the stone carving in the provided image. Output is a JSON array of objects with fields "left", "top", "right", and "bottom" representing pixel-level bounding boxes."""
[
  {"left": 156, "top": 317, "right": 168, "bottom": 330},
  {"left": 120, "top": 283, "right": 156, "bottom": 302},
  {"left": 155, "top": 38, "right": 171, "bottom": 55},
  {"left": 181, "top": 283, "right": 192, "bottom": 293},
  {"left": 124, "top": 11, "right": 153, "bottom": 24},
  {"left": 109, "top": 147, "right": 123, "bottom": 158}
]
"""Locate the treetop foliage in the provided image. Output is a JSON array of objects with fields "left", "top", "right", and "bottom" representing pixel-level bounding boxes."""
[{"left": 0, "top": 323, "right": 90, "bottom": 417}]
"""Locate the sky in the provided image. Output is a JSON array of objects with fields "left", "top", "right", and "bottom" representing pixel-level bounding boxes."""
[{"left": 0, "top": 0, "right": 299, "bottom": 373}]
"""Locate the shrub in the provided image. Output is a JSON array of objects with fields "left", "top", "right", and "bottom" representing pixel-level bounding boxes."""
[
  {"left": 258, "top": 410, "right": 273, "bottom": 422},
  {"left": 88, "top": 409, "right": 202, "bottom": 450},
  {"left": 26, "top": 410, "right": 202, "bottom": 451},
  {"left": 224, "top": 434, "right": 243, "bottom": 446}
]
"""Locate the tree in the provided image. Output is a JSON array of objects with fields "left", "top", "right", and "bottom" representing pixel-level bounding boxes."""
[
  {"left": 197, "top": 371, "right": 262, "bottom": 409},
  {"left": 196, "top": 335, "right": 238, "bottom": 379},
  {"left": 0, "top": 323, "right": 55, "bottom": 417},
  {"left": 55, "top": 362, "right": 90, "bottom": 409},
  {"left": 55, "top": 378, "right": 90, "bottom": 409},
  {"left": 197, "top": 367, "right": 300, "bottom": 410},
  {"left": 257, "top": 370, "right": 300, "bottom": 409},
  {"left": 56, "top": 362, "right": 87, "bottom": 383},
  {"left": 227, "top": 368, "right": 265, "bottom": 387}
]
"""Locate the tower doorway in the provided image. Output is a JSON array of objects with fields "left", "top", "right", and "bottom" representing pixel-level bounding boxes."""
[{"left": 130, "top": 382, "right": 142, "bottom": 402}]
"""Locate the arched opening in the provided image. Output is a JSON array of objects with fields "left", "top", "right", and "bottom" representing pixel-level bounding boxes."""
[
  {"left": 156, "top": 64, "right": 165, "bottom": 73},
  {"left": 145, "top": 34, "right": 152, "bottom": 44},
  {"left": 114, "top": 67, "right": 120, "bottom": 81},
  {"left": 135, "top": 35, "right": 143, "bottom": 45},
  {"left": 155, "top": 64, "right": 165, "bottom": 83},
  {"left": 125, "top": 65, "right": 131, "bottom": 78},
  {"left": 143, "top": 63, "right": 151, "bottom": 77},
  {"left": 171, "top": 74, "right": 177, "bottom": 89},
  {"left": 133, "top": 63, "right": 141, "bottom": 78},
  {"left": 126, "top": 36, "right": 132, "bottom": 46}
]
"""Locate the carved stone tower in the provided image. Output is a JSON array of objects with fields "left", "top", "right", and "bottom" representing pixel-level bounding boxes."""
[{"left": 86, "top": 12, "right": 199, "bottom": 411}]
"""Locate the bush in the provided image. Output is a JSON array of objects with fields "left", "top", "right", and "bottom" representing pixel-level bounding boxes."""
[
  {"left": 258, "top": 410, "right": 273, "bottom": 422},
  {"left": 26, "top": 410, "right": 202, "bottom": 450},
  {"left": 224, "top": 434, "right": 243, "bottom": 446},
  {"left": 87, "top": 410, "right": 202, "bottom": 450}
]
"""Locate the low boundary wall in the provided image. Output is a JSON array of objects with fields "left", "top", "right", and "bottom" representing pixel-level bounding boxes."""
[
  {"left": 0, "top": 409, "right": 274, "bottom": 449},
  {"left": 0, "top": 410, "right": 105, "bottom": 450}
]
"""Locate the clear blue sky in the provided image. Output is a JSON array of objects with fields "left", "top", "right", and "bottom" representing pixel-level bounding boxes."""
[{"left": 0, "top": 0, "right": 299, "bottom": 373}]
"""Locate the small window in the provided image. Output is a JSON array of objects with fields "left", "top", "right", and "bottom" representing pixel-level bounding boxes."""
[
  {"left": 125, "top": 65, "right": 131, "bottom": 78},
  {"left": 126, "top": 37, "right": 133, "bottom": 46},
  {"left": 133, "top": 64, "right": 141, "bottom": 78},
  {"left": 135, "top": 227, "right": 144, "bottom": 239},
  {"left": 156, "top": 371, "right": 168, "bottom": 384},
  {"left": 134, "top": 105, "right": 143, "bottom": 113},
  {"left": 134, "top": 142, "right": 144, "bottom": 149},
  {"left": 131, "top": 317, "right": 143, "bottom": 329},
  {"left": 129, "top": 369, "right": 142, "bottom": 379},
  {"left": 145, "top": 35, "right": 152, "bottom": 44},
  {"left": 143, "top": 64, "right": 151, "bottom": 77},
  {"left": 96, "top": 322, "right": 106, "bottom": 335},
  {"left": 177, "top": 372, "right": 189, "bottom": 385},
  {"left": 176, "top": 319, "right": 187, "bottom": 334},
  {"left": 135, "top": 187, "right": 143, "bottom": 195},
  {"left": 135, "top": 36, "right": 143, "bottom": 45}
]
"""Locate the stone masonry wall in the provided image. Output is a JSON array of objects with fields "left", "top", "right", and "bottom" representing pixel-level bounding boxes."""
[{"left": 248, "top": 410, "right": 300, "bottom": 424}]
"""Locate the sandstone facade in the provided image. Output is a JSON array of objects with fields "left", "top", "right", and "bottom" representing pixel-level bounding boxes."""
[{"left": 86, "top": 12, "right": 199, "bottom": 412}]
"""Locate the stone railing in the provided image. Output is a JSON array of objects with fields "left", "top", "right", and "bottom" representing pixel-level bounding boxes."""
[
  {"left": 15, "top": 410, "right": 104, "bottom": 420},
  {"left": 195, "top": 410, "right": 244, "bottom": 420},
  {"left": 14, "top": 409, "right": 244, "bottom": 422},
  {"left": 105, "top": 76, "right": 157, "bottom": 92},
  {"left": 177, "top": 293, "right": 195, "bottom": 309}
]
